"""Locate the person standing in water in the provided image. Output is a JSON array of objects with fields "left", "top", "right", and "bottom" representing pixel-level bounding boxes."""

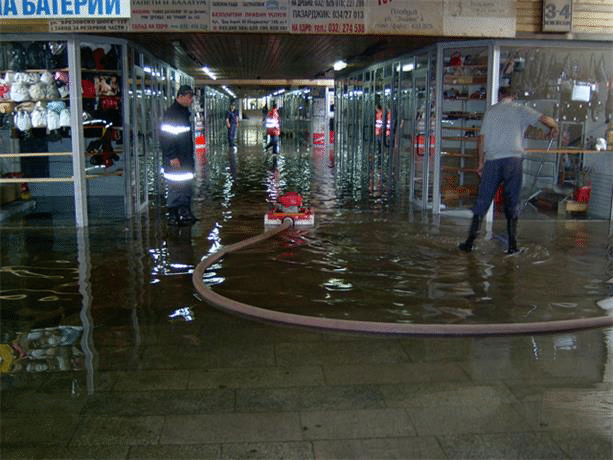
[
  {"left": 160, "top": 85, "right": 198, "bottom": 226},
  {"left": 264, "top": 102, "right": 281, "bottom": 154},
  {"left": 226, "top": 101, "right": 239, "bottom": 148},
  {"left": 459, "top": 86, "right": 558, "bottom": 254}
]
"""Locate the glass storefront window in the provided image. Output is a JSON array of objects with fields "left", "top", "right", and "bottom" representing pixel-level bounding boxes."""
[
  {"left": 501, "top": 43, "right": 612, "bottom": 212},
  {"left": 0, "top": 39, "right": 74, "bottom": 224}
]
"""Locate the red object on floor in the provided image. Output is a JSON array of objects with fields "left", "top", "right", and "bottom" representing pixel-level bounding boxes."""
[{"left": 575, "top": 186, "right": 591, "bottom": 203}]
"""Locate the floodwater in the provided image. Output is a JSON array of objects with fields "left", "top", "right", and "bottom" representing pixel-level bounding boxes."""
[
  {"left": 2, "top": 115, "right": 613, "bottom": 336},
  {"left": 3, "top": 114, "right": 613, "bottom": 458}
]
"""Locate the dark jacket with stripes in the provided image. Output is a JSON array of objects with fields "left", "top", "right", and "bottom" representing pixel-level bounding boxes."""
[{"left": 160, "top": 101, "right": 194, "bottom": 172}]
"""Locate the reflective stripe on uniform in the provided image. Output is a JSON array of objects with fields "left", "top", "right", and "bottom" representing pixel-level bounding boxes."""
[
  {"left": 265, "top": 117, "right": 279, "bottom": 129},
  {"left": 162, "top": 169, "right": 194, "bottom": 182},
  {"left": 161, "top": 123, "right": 191, "bottom": 135}
]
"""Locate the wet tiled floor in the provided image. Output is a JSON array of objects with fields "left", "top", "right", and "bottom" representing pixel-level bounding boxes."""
[
  {"left": 2, "top": 120, "right": 613, "bottom": 459},
  {"left": 2, "top": 317, "right": 613, "bottom": 459}
]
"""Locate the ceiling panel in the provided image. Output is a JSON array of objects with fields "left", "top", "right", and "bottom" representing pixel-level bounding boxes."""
[{"left": 113, "top": 32, "right": 442, "bottom": 97}]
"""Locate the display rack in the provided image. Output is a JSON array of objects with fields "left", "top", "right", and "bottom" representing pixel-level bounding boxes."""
[
  {"left": 440, "top": 47, "right": 488, "bottom": 205},
  {"left": 0, "top": 40, "right": 73, "bottom": 207},
  {"left": 80, "top": 43, "right": 123, "bottom": 176}
]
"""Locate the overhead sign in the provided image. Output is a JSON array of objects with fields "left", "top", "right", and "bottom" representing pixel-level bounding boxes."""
[
  {"left": 290, "top": 0, "right": 366, "bottom": 34},
  {"left": 1, "top": 0, "right": 131, "bottom": 18},
  {"left": 130, "top": 0, "right": 209, "bottom": 31},
  {"left": 444, "top": 0, "right": 516, "bottom": 36},
  {"left": 543, "top": 0, "right": 572, "bottom": 32},
  {"left": 211, "top": 0, "right": 288, "bottom": 32},
  {"left": 45, "top": 0, "right": 515, "bottom": 36},
  {"left": 368, "top": 0, "right": 442, "bottom": 34}
]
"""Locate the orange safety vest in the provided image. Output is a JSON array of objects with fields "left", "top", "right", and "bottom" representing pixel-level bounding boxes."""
[
  {"left": 265, "top": 108, "right": 281, "bottom": 136},
  {"left": 375, "top": 108, "right": 383, "bottom": 137}
]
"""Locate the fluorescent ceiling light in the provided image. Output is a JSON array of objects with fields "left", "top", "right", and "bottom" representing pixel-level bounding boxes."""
[
  {"left": 222, "top": 85, "right": 236, "bottom": 98},
  {"left": 202, "top": 66, "right": 217, "bottom": 80},
  {"left": 333, "top": 60, "right": 348, "bottom": 71}
]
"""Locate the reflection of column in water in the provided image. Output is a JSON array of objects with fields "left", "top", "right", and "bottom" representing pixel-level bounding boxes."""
[
  {"left": 77, "top": 226, "right": 95, "bottom": 395},
  {"left": 228, "top": 147, "right": 238, "bottom": 179},
  {"left": 607, "top": 228, "right": 613, "bottom": 292}
]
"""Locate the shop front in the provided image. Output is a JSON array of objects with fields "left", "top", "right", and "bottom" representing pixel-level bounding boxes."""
[
  {"left": 0, "top": 34, "right": 194, "bottom": 227},
  {"left": 335, "top": 39, "right": 613, "bottom": 221}
]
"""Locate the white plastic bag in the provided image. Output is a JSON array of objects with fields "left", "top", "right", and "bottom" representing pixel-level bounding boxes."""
[
  {"left": 10, "top": 82, "right": 29, "bottom": 102},
  {"left": 47, "top": 109, "right": 60, "bottom": 131},
  {"left": 28, "top": 82, "right": 45, "bottom": 101},
  {"left": 44, "top": 82, "right": 59, "bottom": 99},
  {"left": 31, "top": 107, "right": 47, "bottom": 128},
  {"left": 59, "top": 108, "right": 71, "bottom": 128},
  {"left": 40, "top": 71, "right": 53, "bottom": 85},
  {"left": 57, "top": 85, "right": 69, "bottom": 98},
  {"left": 15, "top": 110, "right": 32, "bottom": 131}
]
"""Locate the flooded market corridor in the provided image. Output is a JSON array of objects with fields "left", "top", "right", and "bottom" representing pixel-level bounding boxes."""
[{"left": 2, "top": 115, "right": 613, "bottom": 458}]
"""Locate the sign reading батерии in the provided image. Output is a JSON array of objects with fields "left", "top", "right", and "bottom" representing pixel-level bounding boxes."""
[{"left": 0, "top": 0, "right": 131, "bottom": 18}]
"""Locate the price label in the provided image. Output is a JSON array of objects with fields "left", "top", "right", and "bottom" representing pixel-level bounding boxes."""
[{"left": 543, "top": 0, "right": 572, "bottom": 32}]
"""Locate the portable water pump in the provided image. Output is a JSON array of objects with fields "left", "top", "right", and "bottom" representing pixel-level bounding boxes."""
[{"left": 264, "top": 192, "right": 314, "bottom": 227}]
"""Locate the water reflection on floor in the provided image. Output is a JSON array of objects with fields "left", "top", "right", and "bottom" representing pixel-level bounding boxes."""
[{"left": 2, "top": 117, "right": 613, "bottom": 458}]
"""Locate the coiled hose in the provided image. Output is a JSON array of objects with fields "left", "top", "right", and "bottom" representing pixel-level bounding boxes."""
[{"left": 193, "top": 222, "right": 613, "bottom": 336}]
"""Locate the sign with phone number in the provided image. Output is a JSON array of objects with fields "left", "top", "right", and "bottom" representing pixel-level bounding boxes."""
[
  {"left": 47, "top": 0, "right": 513, "bottom": 36},
  {"left": 290, "top": 0, "right": 442, "bottom": 35},
  {"left": 290, "top": 0, "right": 366, "bottom": 35}
]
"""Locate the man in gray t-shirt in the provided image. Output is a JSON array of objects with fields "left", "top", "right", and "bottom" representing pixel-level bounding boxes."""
[{"left": 459, "top": 86, "right": 558, "bottom": 254}]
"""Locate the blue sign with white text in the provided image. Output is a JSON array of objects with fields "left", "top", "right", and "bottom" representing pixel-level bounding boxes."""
[{"left": 1, "top": 0, "right": 130, "bottom": 18}]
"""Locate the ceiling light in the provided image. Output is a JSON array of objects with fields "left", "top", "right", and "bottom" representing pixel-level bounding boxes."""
[
  {"left": 333, "top": 60, "right": 348, "bottom": 71},
  {"left": 202, "top": 66, "right": 217, "bottom": 80},
  {"left": 222, "top": 85, "right": 236, "bottom": 98}
]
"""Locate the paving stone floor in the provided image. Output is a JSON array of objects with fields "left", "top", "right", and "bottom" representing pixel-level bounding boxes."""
[{"left": 2, "top": 307, "right": 613, "bottom": 459}]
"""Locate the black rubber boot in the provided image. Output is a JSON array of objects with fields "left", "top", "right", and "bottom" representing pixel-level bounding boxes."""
[
  {"left": 178, "top": 206, "right": 198, "bottom": 225},
  {"left": 507, "top": 217, "right": 519, "bottom": 254},
  {"left": 459, "top": 215, "right": 481, "bottom": 252},
  {"left": 168, "top": 208, "right": 180, "bottom": 226}
]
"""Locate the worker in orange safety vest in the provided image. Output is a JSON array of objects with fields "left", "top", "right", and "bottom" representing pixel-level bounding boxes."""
[
  {"left": 375, "top": 104, "right": 384, "bottom": 153},
  {"left": 264, "top": 102, "right": 281, "bottom": 154}
]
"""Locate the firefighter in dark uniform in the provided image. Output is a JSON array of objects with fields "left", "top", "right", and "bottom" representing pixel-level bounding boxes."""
[{"left": 160, "top": 85, "right": 197, "bottom": 225}]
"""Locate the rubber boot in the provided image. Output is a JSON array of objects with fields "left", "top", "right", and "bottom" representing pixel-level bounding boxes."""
[
  {"left": 178, "top": 206, "right": 198, "bottom": 225},
  {"left": 507, "top": 217, "right": 519, "bottom": 254},
  {"left": 168, "top": 208, "right": 180, "bottom": 226},
  {"left": 459, "top": 215, "right": 481, "bottom": 252}
]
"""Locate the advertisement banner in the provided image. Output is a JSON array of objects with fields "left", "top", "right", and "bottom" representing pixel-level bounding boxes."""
[
  {"left": 289, "top": 0, "right": 366, "bottom": 34},
  {"left": 49, "top": 18, "right": 130, "bottom": 31},
  {"left": 130, "top": 0, "right": 209, "bottom": 31},
  {"left": 44, "top": 0, "right": 514, "bottom": 36},
  {"left": 367, "top": 0, "right": 442, "bottom": 34},
  {"left": 50, "top": 0, "right": 208, "bottom": 32},
  {"left": 444, "top": 0, "right": 515, "bottom": 36},
  {"left": 211, "top": 0, "right": 289, "bottom": 32}
]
